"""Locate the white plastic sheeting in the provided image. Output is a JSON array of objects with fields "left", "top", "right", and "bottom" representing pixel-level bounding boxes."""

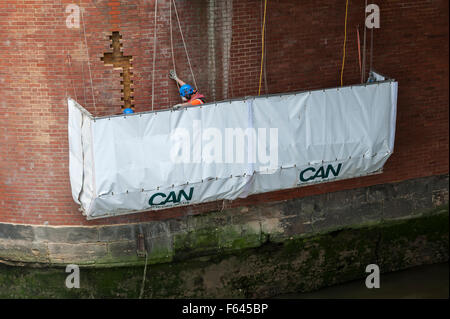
[{"left": 68, "top": 77, "right": 398, "bottom": 219}]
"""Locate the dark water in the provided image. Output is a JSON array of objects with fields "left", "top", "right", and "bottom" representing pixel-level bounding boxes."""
[{"left": 276, "top": 262, "right": 449, "bottom": 299}]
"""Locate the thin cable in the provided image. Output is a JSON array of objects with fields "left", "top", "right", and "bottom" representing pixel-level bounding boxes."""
[
  {"left": 340, "top": 0, "right": 349, "bottom": 87},
  {"left": 139, "top": 251, "right": 148, "bottom": 299},
  {"left": 169, "top": 0, "right": 179, "bottom": 90},
  {"left": 172, "top": 0, "right": 198, "bottom": 91},
  {"left": 76, "top": 0, "right": 87, "bottom": 106},
  {"left": 169, "top": 0, "right": 179, "bottom": 108},
  {"left": 258, "top": 0, "right": 267, "bottom": 96},
  {"left": 80, "top": 50, "right": 87, "bottom": 106},
  {"left": 362, "top": 0, "right": 368, "bottom": 83},
  {"left": 58, "top": 0, "right": 75, "bottom": 102},
  {"left": 228, "top": 1, "right": 234, "bottom": 99},
  {"left": 357, "top": 25, "right": 362, "bottom": 78},
  {"left": 369, "top": 26, "right": 374, "bottom": 74},
  {"left": 80, "top": 8, "right": 97, "bottom": 115},
  {"left": 263, "top": 25, "right": 268, "bottom": 94},
  {"left": 67, "top": 54, "right": 78, "bottom": 101},
  {"left": 261, "top": 0, "right": 268, "bottom": 94},
  {"left": 151, "top": 0, "right": 158, "bottom": 111}
]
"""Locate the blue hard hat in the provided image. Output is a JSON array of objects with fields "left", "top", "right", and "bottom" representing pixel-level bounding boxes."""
[
  {"left": 179, "top": 84, "right": 194, "bottom": 97},
  {"left": 123, "top": 108, "right": 134, "bottom": 114}
]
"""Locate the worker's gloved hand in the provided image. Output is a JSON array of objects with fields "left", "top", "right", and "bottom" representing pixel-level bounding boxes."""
[
  {"left": 169, "top": 70, "right": 178, "bottom": 80},
  {"left": 172, "top": 103, "right": 183, "bottom": 110}
]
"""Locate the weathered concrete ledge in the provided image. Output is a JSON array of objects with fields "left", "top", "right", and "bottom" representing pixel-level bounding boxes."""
[
  {"left": 0, "top": 174, "right": 448, "bottom": 268},
  {"left": 0, "top": 208, "right": 448, "bottom": 298}
]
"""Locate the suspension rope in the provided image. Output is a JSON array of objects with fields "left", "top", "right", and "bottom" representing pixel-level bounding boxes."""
[
  {"left": 258, "top": 0, "right": 267, "bottom": 96},
  {"left": 77, "top": 0, "right": 87, "bottom": 106},
  {"left": 357, "top": 25, "right": 362, "bottom": 80},
  {"left": 228, "top": 4, "right": 234, "bottom": 99},
  {"left": 67, "top": 54, "right": 78, "bottom": 101},
  {"left": 362, "top": 0, "right": 368, "bottom": 83},
  {"left": 151, "top": 0, "right": 158, "bottom": 111},
  {"left": 58, "top": 0, "right": 75, "bottom": 102},
  {"left": 172, "top": 0, "right": 198, "bottom": 91},
  {"left": 169, "top": 0, "right": 179, "bottom": 90},
  {"left": 139, "top": 251, "right": 149, "bottom": 299},
  {"left": 80, "top": 8, "right": 97, "bottom": 116},
  {"left": 340, "top": 0, "right": 349, "bottom": 87},
  {"left": 369, "top": 25, "right": 374, "bottom": 74},
  {"left": 80, "top": 51, "right": 87, "bottom": 106}
]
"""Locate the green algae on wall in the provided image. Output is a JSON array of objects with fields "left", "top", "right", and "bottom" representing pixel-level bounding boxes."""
[{"left": 0, "top": 206, "right": 448, "bottom": 298}]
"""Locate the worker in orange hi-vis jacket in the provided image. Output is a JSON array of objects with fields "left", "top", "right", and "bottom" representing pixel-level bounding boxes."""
[{"left": 169, "top": 70, "right": 206, "bottom": 109}]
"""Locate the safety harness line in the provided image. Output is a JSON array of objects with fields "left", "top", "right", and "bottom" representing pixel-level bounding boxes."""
[
  {"left": 80, "top": 7, "right": 97, "bottom": 116},
  {"left": 172, "top": 0, "right": 198, "bottom": 91}
]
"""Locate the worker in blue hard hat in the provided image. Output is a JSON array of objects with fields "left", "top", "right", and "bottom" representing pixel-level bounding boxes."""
[
  {"left": 123, "top": 107, "right": 134, "bottom": 114},
  {"left": 169, "top": 70, "right": 206, "bottom": 109}
]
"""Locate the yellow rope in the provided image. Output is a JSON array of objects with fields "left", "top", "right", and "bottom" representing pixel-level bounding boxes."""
[
  {"left": 258, "top": 0, "right": 267, "bottom": 96},
  {"left": 340, "top": 0, "right": 349, "bottom": 87}
]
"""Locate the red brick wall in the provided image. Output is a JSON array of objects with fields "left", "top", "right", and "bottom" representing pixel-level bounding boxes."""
[{"left": 0, "top": 0, "right": 448, "bottom": 225}]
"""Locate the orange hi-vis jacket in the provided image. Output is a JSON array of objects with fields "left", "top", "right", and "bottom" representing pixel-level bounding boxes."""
[{"left": 188, "top": 92, "right": 206, "bottom": 106}]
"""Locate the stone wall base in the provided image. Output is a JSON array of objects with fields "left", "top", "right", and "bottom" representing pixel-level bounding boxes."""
[
  {"left": 0, "top": 175, "right": 448, "bottom": 268},
  {"left": 0, "top": 208, "right": 448, "bottom": 298}
]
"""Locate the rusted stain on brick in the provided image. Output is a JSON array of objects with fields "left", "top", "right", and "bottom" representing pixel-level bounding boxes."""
[{"left": 101, "top": 31, "right": 134, "bottom": 110}]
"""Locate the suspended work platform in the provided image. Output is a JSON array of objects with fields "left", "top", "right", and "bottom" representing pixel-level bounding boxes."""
[{"left": 68, "top": 72, "right": 398, "bottom": 219}]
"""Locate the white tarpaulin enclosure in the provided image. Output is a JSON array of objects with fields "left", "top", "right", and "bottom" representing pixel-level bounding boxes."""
[{"left": 68, "top": 74, "right": 398, "bottom": 219}]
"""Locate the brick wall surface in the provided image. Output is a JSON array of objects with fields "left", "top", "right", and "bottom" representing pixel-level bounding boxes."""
[{"left": 0, "top": 0, "right": 448, "bottom": 225}]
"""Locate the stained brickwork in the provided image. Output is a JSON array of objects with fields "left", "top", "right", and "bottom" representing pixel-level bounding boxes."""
[{"left": 0, "top": 0, "right": 448, "bottom": 225}]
